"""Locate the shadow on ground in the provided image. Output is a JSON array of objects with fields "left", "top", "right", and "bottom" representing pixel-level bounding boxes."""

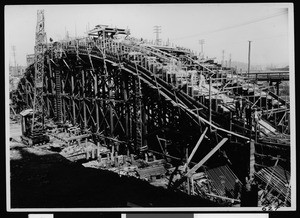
[{"left": 10, "top": 146, "right": 218, "bottom": 208}]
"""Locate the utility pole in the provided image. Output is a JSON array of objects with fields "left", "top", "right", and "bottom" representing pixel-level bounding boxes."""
[
  {"left": 229, "top": 53, "right": 232, "bottom": 68},
  {"left": 153, "top": 25, "right": 161, "bottom": 45},
  {"left": 221, "top": 50, "right": 225, "bottom": 68},
  {"left": 248, "top": 41, "right": 252, "bottom": 77},
  {"left": 199, "top": 39, "right": 205, "bottom": 59}
]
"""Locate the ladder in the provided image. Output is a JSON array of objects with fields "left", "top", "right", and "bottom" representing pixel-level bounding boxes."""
[{"left": 55, "top": 70, "right": 63, "bottom": 122}]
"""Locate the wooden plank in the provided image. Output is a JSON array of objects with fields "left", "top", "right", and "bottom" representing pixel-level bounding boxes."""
[
  {"left": 171, "top": 138, "right": 228, "bottom": 190},
  {"left": 185, "top": 138, "right": 228, "bottom": 178},
  {"left": 249, "top": 141, "right": 255, "bottom": 177},
  {"left": 183, "top": 127, "right": 208, "bottom": 171}
]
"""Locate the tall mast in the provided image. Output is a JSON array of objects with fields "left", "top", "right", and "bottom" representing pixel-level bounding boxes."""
[{"left": 31, "top": 9, "right": 47, "bottom": 132}]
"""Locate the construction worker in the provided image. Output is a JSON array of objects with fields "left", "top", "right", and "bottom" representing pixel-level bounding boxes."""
[
  {"left": 254, "top": 108, "right": 261, "bottom": 124},
  {"left": 239, "top": 97, "right": 243, "bottom": 118},
  {"left": 234, "top": 179, "right": 242, "bottom": 200},
  {"left": 242, "top": 98, "right": 247, "bottom": 117},
  {"left": 254, "top": 107, "right": 262, "bottom": 133},
  {"left": 245, "top": 104, "right": 252, "bottom": 127},
  {"left": 235, "top": 97, "right": 241, "bottom": 118}
]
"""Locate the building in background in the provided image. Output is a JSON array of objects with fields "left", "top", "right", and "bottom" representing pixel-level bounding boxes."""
[{"left": 26, "top": 54, "right": 35, "bottom": 67}]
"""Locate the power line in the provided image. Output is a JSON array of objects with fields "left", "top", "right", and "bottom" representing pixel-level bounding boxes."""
[
  {"left": 171, "top": 11, "right": 287, "bottom": 41},
  {"left": 204, "top": 34, "right": 288, "bottom": 49}
]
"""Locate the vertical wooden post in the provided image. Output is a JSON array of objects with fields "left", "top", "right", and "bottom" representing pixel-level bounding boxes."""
[
  {"left": 97, "top": 141, "right": 100, "bottom": 161},
  {"left": 255, "top": 123, "right": 258, "bottom": 143},
  {"left": 82, "top": 70, "right": 87, "bottom": 129},
  {"left": 71, "top": 75, "right": 76, "bottom": 125},
  {"left": 209, "top": 77, "right": 212, "bottom": 132},
  {"left": 94, "top": 74, "right": 100, "bottom": 131},
  {"left": 45, "top": 76, "right": 50, "bottom": 117},
  {"left": 111, "top": 144, "right": 115, "bottom": 162},
  {"left": 186, "top": 147, "right": 190, "bottom": 195},
  {"left": 266, "top": 92, "right": 268, "bottom": 112},
  {"left": 108, "top": 71, "right": 114, "bottom": 136},
  {"left": 142, "top": 101, "right": 147, "bottom": 149},
  {"left": 123, "top": 76, "right": 129, "bottom": 138},
  {"left": 276, "top": 81, "right": 280, "bottom": 96},
  {"left": 260, "top": 89, "right": 262, "bottom": 109},
  {"left": 191, "top": 176, "right": 194, "bottom": 195},
  {"left": 229, "top": 112, "right": 232, "bottom": 142},
  {"left": 62, "top": 78, "right": 66, "bottom": 122}
]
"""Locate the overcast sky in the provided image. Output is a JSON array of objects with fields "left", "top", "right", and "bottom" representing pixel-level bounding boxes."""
[{"left": 5, "top": 3, "right": 293, "bottom": 67}]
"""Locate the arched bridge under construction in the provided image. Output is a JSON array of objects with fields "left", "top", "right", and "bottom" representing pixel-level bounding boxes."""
[{"left": 11, "top": 26, "right": 291, "bottom": 188}]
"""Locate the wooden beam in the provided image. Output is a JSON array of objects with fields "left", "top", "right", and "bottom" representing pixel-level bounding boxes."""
[
  {"left": 171, "top": 138, "right": 228, "bottom": 190},
  {"left": 82, "top": 70, "right": 87, "bottom": 129},
  {"left": 71, "top": 74, "right": 76, "bottom": 125},
  {"left": 206, "top": 193, "right": 241, "bottom": 203},
  {"left": 94, "top": 74, "right": 100, "bottom": 132},
  {"left": 183, "top": 127, "right": 208, "bottom": 171},
  {"left": 249, "top": 141, "right": 255, "bottom": 177},
  {"left": 185, "top": 137, "right": 228, "bottom": 178}
]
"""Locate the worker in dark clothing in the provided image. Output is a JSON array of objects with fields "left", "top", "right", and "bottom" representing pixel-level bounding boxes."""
[
  {"left": 235, "top": 97, "right": 241, "bottom": 118},
  {"left": 234, "top": 179, "right": 242, "bottom": 199},
  {"left": 245, "top": 104, "right": 252, "bottom": 127},
  {"left": 242, "top": 99, "right": 247, "bottom": 115},
  {"left": 239, "top": 98, "right": 243, "bottom": 118}
]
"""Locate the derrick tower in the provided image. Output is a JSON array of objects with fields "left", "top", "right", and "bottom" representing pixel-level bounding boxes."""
[{"left": 31, "top": 9, "right": 47, "bottom": 132}]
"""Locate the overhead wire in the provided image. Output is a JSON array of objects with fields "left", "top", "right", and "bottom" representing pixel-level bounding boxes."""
[{"left": 171, "top": 10, "right": 288, "bottom": 41}]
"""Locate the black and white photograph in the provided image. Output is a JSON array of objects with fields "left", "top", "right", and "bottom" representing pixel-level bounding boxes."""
[{"left": 5, "top": 3, "right": 295, "bottom": 211}]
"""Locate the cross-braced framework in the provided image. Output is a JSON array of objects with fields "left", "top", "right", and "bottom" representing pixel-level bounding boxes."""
[
  {"left": 31, "top": 9, "right": 47, "bottom": 131},
  {"left": 42, "top": 38, "right": 216, "bottom": 159},
  {"left": 10, "top": 24, "right": 291, "bottom": 206}
]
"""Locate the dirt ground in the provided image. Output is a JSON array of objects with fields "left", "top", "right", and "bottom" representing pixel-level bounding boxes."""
[{"left": 9, "top": 122, "right": 218, "bottom": 209}]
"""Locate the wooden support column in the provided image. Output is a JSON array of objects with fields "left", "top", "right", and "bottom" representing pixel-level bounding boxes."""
[
  {"left": 276, "top": 81, "right": 280, "bottom": 96},
  {"left": 123, "top": 76, "right": 129, "bottom": 138},
  {"left": 209, "top": 77, "right": 212, "bottom": 132},
  {"left": 109, "top": 75, "right": 114, "bottom": 136},
  {"left": 249, "top": 140, "right": 255, "bottom": 177},
  {"left": 266, "top": 92, "right": 268, "bottom": 112},
  {"left": 82, "top": 70, "right": 87, "bottom": 129},
  {"left": 275, "top": 101, "right": 277, "bottom": 127},
  {"left": 71, "top": 74, "right": 76, "bottom": 125},
  {"left": 25, "top": 82, "right": 28, "bottom": 108},
  {"left": 94, "top": 74, "right": 100, "bottom": 131},
  {"left": 186, "top": 147, "right": 190, "bottom": 195},
  {"left": 62, "top": 78, "right": 66, "bottom": 122},
  {"left": 260, "top": 89, "right": 262, "bottom": 109},
  {"left": 142, "top": 99, "right": 147, "bottom": 148},
  {"left": 229, "top": 112, "right": 232, "bottom": 142},
  {"left": 45, "top": 76, "right": 50, "bottom": 117}
]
